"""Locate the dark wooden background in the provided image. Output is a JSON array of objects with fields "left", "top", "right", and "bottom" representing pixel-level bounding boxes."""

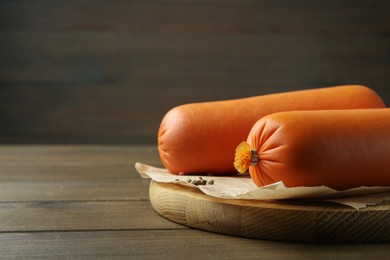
[{"left": 1, "top": 0, "right": 389, "bottom": 144}]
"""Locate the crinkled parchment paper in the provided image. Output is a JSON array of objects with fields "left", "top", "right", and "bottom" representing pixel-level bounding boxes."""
[{"left": 135, "top": 162, "right": 390, "bottom": 210}]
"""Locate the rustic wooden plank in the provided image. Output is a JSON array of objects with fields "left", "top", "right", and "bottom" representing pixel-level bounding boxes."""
[
  {"left": 0, "top": 33, "right": 389, "bottom": 143},
  {"left": 1, "top": 230, "right": 390, "bottom": 259},
  {"left": 1, "top": 32, "right": 389, "bottom": 84},
  {"left": 0, "top": 145, "right": 161, "bottom": 164},
  {"left": 1, "top": 0, "right": 389, "bottom": 34},
  {"left": 0, "top": 145, "right": 159, "bottom": 201},
  {"left": 150, "top": 182, "right": 390, "bottom": 243},
  {"left": 0, "top": 164, "right": 151, "bottom": 201},
  {"left": 1, "top": 33, "right": 389, "bottom": 90},
  {"left": 0, "top": 201, "right": 182, "bottom": 232},
  {"left": 0, "top": 146, "right": 388, "bottom": 257}
]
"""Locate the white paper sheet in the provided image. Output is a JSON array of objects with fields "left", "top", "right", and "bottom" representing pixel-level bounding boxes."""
[{"left": 135, "top": 162, "right": 390, "bottom": 210}]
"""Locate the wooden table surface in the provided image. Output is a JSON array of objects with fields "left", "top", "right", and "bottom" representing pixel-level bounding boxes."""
[{"left": 0, "top": 145, "right": 389, "bottom": 259}]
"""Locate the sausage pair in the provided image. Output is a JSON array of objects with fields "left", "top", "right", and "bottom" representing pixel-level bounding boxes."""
[{"left": 158, "top": 85, "right": 385, "bottom": 176}]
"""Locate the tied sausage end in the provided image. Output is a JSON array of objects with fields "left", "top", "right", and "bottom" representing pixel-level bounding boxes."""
[{"left": 234, "top": 141, "right": 259, "bottom": 174}]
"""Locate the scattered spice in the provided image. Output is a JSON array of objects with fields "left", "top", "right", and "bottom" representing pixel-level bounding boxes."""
[
  {"left": 181, "top": 177, "right": 215, "bottom": 186},
  {"left": 171, "top": 177, "right": 215, "bottom": 186}
]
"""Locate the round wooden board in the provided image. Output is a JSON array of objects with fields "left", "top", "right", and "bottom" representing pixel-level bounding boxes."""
[{"left": 149, "top": 181, "right": 390, "bottom": 243}]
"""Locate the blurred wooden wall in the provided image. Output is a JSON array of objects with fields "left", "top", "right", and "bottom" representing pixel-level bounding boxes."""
[{"left": 1, "top": 0, "right": 389, "bottom": 144}]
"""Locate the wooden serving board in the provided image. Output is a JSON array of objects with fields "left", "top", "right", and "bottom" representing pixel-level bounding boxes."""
[{"left": 149, "top": 181, "right": 390, "bottom": 243}]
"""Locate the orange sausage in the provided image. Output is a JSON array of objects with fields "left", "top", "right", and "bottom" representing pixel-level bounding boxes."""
[
  {"left": 158, "top": 85, "right": 385, "bottom": 175},
  {"left": 235, "top": 109, "right": 390, "bottom": 190}
]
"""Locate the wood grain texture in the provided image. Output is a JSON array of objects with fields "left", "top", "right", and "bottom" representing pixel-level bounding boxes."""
[
  {"left": 0, "top": 145, "right": 389, "bottom": 258},
  {"left": 0, "top": 164, "right": 151, "bottom": 201},
  {"left": 1, "top": 0, "right": 389, "bottom": 34},
  {"left": 0, "top": 145, "right": 162, "bottom": 164},
  {"left": 0, "top": 145, "right": 161, "bottom": 201},
  {"left": 0, "top": 201, "right": 183, "bottom": 232},
  {"left": 0, "top": 0, "right": 389, "bottom": 143},
  {"left": 149, "top": 181, "right": 390, "bottom": 243},
  {"left": 1, "top": 230, "right": 390, "bottom": 259}
]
